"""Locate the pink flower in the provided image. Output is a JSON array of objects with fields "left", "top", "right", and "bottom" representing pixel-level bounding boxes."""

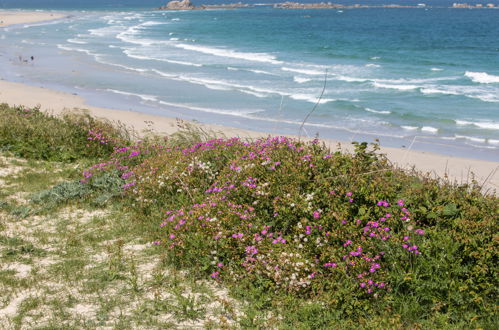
[
  {"left": 210, "top": 272, "right": 220, "bottom": 278},
  {"left": 343, "top": 240, "right": 352, "bottom": 247},
  {"left": 313, "top": 211, "right": 320, "bottom": 219}
]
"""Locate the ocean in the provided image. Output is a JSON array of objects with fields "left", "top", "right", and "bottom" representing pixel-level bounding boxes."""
[{"left": 1, "top": 1, "right": 498, "bottom": 160}]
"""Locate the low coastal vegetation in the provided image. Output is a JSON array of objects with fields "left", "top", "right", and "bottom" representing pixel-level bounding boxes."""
[{"left": 1, "top": 104, "right": 497, "bottom": 328}]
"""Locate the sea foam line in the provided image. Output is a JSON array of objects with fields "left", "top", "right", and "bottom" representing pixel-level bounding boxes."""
[
  {"left": 465, "top": 71, "right": 499, "bottom": 84},
  {"left": 455, "top": 120, "right": 499, "bottom": 130},
  {"left": 365, "top": 108, "right": 391, "bottom": 115},
  {"left": 173, "top": 43, "right": 282, "bottom": 65},
  {"left": 105, "top": 89, "right": 158, "bottom": 102}
]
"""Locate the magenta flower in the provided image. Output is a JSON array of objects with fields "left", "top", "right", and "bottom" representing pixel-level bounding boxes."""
[
  {"left": 313, "top": 211, "right": 320, "bottom": 219},
  {"left": 210, "top": 272, "right": 220, "bottom": 278}
]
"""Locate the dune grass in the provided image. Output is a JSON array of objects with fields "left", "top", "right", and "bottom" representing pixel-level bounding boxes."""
[{"left": 0, "top": 103, "right": 497, "bottom": 328}]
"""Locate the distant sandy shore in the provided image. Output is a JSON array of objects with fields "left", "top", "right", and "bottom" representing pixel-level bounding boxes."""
[
  {"left": 0, "top": 10, "right": 497, "bottom": 192},
  {"left": 0, "top": 10, "right": 66, "bottom": 27}
]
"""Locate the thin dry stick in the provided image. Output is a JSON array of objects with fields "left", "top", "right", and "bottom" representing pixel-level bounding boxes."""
[
  {"left": 177, "top": 176, "right": 195, "bottom": 202},
  {"left": 480, "top": 165, "right": 498, "bottom": 189},
  {"left": 400, "top": 135, "right": 418, "bottom": 166},
  {"left": 299, "top": 69, "right": 328, "bottom": 141}
]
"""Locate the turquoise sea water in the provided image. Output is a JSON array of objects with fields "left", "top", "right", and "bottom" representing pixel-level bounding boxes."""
[{"left": 0, "top": 1, "right": 498, "bottom": 160}]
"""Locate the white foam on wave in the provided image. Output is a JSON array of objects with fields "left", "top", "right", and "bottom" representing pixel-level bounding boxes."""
[
  {"left": 488, "top": 139, "right": 499, "bottom": 146},
  {"left": 170, "top": 37, "right": 179, "bottom": 41},
  {"left": 455, "top": 135, "right": 487, "bottom": 144},
  {"left": 115, "top": 23, "right": 163, "bottom": 46},
  {"left": 465, "top": 71, "right": 499, "bottom": 84},
  {"left": 365, "top": 107, "right": 391, "bottom": 115},
  {"left": 172, "top": 18, "right": 181, "bottom": 21},
  {"left": 227, "top": 67, "right": 275, "bottom": 76},
  {"left": 401, "top": 125, "right": 419, "bottom": 131},
  {"left": 123, "top": 49, "right": 202, "bottom": 67},
  {"left": 370, "top": 56, "right": 381, "bottom": 60},
  {"left": 289, "top": 94, "right": 336, "bottom": 104},
  {"left": 106, "top": 89, "right": 158, "bottom": 102},
  {"left": 455, "top": 120, "right": 499, "bottom": 130},
  {"left": 88, "top": 25, "right": 124, "bottom": 37},
  {"left": 98, "top": 59, "right": 149, "bottom": 73},
  {"left": 158, "top": 100, "right": 264, "bottom": 117},
  {"left": 421, "top": 126, "right": 438, "bottom": 134},
  {"left": 421, "top": 85, "right": 499, "bottom": 103},
  {"left": 365, "top": 64, "right": 381, "bottom": 68},
  {"left": 57, "top": 44, "right": 99, "bottom": 58},
  {"left": 431, "top": 67, "right": 442, "bottom": 71},
  {"left": 239, "top": 90, "right": 269, "bottom": 98},
  {"left": 335, "top": 75, "right": 369, "bottom": 83},
  {"left": 22, "top": 20, "right": 62, "bottom": 28},
  {"left": 67, "top": 38, "right": 88, "bottom": 45},
  {"left": 294, "top": 76, "right": 312, "bottom": 83},
  {"left": 247, "top": 69, "right": 275, "bottom": 75},
  {"left": 420, "top": 87, "right": 460, "bottom": 96},
  {"left": 150, "top": 69, "right": 176, "bottom": 78},
  {"left": 174, "top": 43, "right": 282, "bottom": 64},
  {"left": 140, "top": 21, "right": 167, "bottom": 27},
  {"left": 335, "top": 75, "right": 457, "bottom": 86},
  {"left": 282, "top": 67, "right": 325, "bottom": 75},
  {"left": 373, "top": 82, "right": 419, "bottom": 91}
]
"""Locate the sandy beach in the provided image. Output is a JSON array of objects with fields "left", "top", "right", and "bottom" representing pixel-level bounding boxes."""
[
  {"left": 0, "top": 10, "right": 65, "bottom": 27},
  {"left": 0, "top": 10, "right": 497, "bottom": 191},
  {"left": 1, "top": 79, "right": 497, "bottom": 191}
]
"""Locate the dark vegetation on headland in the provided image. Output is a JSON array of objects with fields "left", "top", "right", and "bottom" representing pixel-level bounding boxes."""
[
  {"left": 158, "top": 0, "right": 497, "bottom": 10},
  {"left": 1, "top": 103, "right": 497, "bottom": 327}
]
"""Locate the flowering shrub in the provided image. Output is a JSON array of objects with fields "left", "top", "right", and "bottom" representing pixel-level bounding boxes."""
[{"left": 83, "top": 133, "right": 497, "bottom": 325}]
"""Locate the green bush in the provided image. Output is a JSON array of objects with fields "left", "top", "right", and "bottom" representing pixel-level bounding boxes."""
[
  {"left": 0, "top": 104, "right": 132, "bottom": 161},
  {"left": 31, "top": 171, "right": 125, "bottom": 208}
]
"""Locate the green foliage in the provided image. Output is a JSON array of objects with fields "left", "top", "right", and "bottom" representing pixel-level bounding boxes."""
[
  {"left": 1, "top": 106, "right": 497, "bottom": 327},
  {"left": 30, "top": 171, "right": 124, "bottom": 209},
  {"left": 0, "top": 104, "right": 132, "bottom": 161},
  {"left": 84, "top": 134, "right": 497, "bottom": 327}
]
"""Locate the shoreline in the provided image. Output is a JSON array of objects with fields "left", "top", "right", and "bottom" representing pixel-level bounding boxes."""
[
  {"left": 0, "top": 9, "right": 497, "bottom": 191},
  {"left": 0, "top": 10, "right": 66, "bottom": 27},
  {"left": 1, "top": 79, "right": 497, "bottom": 191}
]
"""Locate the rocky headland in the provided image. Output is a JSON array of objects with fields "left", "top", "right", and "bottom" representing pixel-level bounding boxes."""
[{"left": 158, "top": 0, "right": 196, "bottom": 10}]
